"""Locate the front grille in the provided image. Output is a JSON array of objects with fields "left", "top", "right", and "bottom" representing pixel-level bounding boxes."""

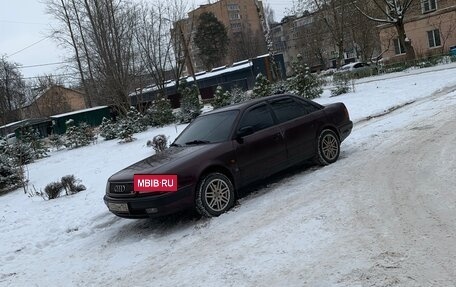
[
  {"left": 108, "top": 182, "right": 169, "bottom": 197},
  {"left": 109, "top": 182, "right": 134, "bottom": 195}
]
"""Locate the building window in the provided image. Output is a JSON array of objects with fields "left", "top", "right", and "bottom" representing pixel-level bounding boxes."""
[
  {"left": 229, "top": 12, "right": 241, "bottom": 20},
  {"left": 230, "top": 22, "right": 242, "bottom": 31},
  {"left": 394, "top": 38, "right": 405, "bottom": 55},
  {"left": 422, "top": 0, "right": 437, "bottom": 13},
  {"left": 227, "top": 4, "right": 240, "bottom": 11},
  {"left": 428, "top": 29, "right": 441, "bottom": 48}
]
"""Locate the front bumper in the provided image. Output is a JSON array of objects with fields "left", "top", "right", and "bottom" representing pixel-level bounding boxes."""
[{"left": 103, "top": 185, "right": 194, "bottom": 218}]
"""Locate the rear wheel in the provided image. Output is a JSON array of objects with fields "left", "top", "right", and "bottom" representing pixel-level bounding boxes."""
[
  {"left": 195, "top": 173, "right": 235, "bottom": 217},
  {"left": 314, "top": 129, "right": 340, "bottom": 166}
]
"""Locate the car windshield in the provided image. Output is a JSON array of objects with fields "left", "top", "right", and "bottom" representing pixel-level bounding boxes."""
[{"left": 173, "top": 110, "right": 239, "bottom": 146}]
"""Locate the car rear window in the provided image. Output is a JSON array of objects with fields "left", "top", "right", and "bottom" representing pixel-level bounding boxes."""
[{"left": 269, "top": 98, "right": 307, "bottom": 123}]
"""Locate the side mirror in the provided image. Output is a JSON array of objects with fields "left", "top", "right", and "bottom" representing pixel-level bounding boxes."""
[{"left": 237, "top": 126, "right": 254, "bottom": 138}]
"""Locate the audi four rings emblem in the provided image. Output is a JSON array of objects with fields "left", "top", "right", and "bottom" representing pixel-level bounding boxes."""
[{"left": 114, "top": 185, "right": 126, "bottom": 193}]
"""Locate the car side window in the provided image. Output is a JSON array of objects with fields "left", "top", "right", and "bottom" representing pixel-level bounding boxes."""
[
  {"left": 238, "top": 104, "right": 274, "bottom": 133},
  {"left": 269, "top": 98, "right": 307, "bottom": 124},
  {"left": 295, "top": 98, "right": 321, "bottom": 115}
]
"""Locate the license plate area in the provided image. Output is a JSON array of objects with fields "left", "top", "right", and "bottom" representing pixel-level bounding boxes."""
[{"left": 108, "top": 202, "right": 129, "bottom": 213}]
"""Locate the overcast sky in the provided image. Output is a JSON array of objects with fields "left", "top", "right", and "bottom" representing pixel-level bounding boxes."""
[{"left": 0, "top": 0, "right": 290, "bottom": 81}]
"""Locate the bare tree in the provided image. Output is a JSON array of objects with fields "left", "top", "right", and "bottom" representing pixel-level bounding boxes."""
[
  {"left": 0, "top": 57, "right": 26, "bottom": 125},
  {"left": 134, "top": 0, "right": 190, "bottom": 101},
  {"left": 355, "top": 0, "right": 417, "bottom": 61},
  {"left": 46, "top": 0, "right": 140, "bottom": 113},
  {"left": 312, "top": 0, "right": 354, "bottom": 67}
]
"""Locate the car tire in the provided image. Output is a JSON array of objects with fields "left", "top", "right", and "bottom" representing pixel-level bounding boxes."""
[
  {"left": 195, "top": 173, "right": 235, "bottom": 217},
  {"left": 314, "top": 129, "right": 340, "bottom": 166}
]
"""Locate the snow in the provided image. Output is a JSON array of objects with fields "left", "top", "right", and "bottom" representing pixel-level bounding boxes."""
[
  {"left": 50, "top": 106, "right": 109, "bottom": 118},
  {"left": 2, "top": 63, "right": 456, "bottom": 286}
]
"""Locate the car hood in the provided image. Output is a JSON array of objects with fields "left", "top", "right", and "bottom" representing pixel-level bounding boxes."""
[{"left": 108, "top": 145, "right": 209, "bottom": 182}]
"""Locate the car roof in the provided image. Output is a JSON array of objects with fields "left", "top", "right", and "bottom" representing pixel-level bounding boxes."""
[{"left": 204, "top": 94, "right": 300, "bottom": 115}]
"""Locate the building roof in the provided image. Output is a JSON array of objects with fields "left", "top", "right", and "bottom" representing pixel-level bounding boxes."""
[{"left": 50, "top": 106, "right": 109, "bottom": 119}]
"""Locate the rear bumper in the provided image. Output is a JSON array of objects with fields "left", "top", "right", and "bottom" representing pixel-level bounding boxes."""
[
  {"left": 103, "top": 185, "right": 194, "bottom": 219},
  {"left": 339, "top": 121, "right": 353, "bottom": 142}
]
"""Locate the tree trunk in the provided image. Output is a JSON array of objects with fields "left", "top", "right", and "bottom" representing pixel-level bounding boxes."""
[{"left": 396, "top": 21, "right": 415, "bottom": 61}]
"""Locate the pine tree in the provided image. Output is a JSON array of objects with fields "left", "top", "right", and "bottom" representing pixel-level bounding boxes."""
[
  {"left": 126, "top": 106, "right": 147, "bottom": 133},
  {"left": 146, "top": 97, "right": 175, "bottom": 127},
  {"left": 288, "top": 54, "right": 323, "bottom": 99},
  {"left": 99, "top": 117, "right": 118, "bottom": 140},
  {"left": 117, "top": 119, "right": 134, "bottom": 142},
  {"left": 8, "top": 142, "right": 34, "bottom": 165},
  {"left": 0, "top": 154, "right": 22, "bottom": 192},
  {"left": 178, "top": 80, "right": 202, "bottom": 123},
  {"left": 20, "top": 127, "right": 48, "bottom": 159},
  {"left": 64, "top": 119, "right": 92, "bottom": 149},
  {"left": 252, "top": 73, "right": 272, "bottom": 99},
  {"left": 194, "top": 12, "right": 229, "bottom": 70},
  {"left": 212, "top": 86, "right": 231, "bottom": 109}
]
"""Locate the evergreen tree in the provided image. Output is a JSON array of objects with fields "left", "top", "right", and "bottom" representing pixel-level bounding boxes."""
[
  {"left": 64, "top": 119, "right": 92, "bottom": 149},
  {"left": 252, "top": 73, "right": 272, "bottom": 98},
  {"left": 178, "top": 80, "right": 202, "bottom": 123},
  {"left": 229, "top": 86, "right": 250, "bottom": 104},
  {"left": 0, "top": 154, "right": 22, "bottom": 192},
  {"left": 194, "top": 12, "right": 229, "bottom": 70},
  {"left": 19, "top": 127, "right": 48, "bottom": 159},
  {"left": 146, "top": 97, "right": 175, "bottom": 127},
  {"left": 271, "top": 80, "right": 290, "bottom": 95},
  {"left": 99, "top": 117, "right": 118, "bottom": 140},
  {"left": 212, "top": 86, "right": 231, "bottom": 109},
  {"left": 8, "top": 142, "right": 34, "bottom": 165},
  {"left": 117, "top": 119, "right": 135, "bottom": 142},
  {"left": 48, "top": 134, "right": 64, "bottom": 150},
  {"left": 126, "top": 106, "right": 147, "bottom": 133},
  {"left": 288, "top": 54, "right": 323, "bottom": 99}
]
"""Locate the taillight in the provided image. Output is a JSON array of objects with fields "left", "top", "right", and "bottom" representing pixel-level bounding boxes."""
[{"left": 343, "top": 104, "right": 350, "bottom": 120}]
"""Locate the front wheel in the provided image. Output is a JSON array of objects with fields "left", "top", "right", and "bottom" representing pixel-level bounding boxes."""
[
  {"left": 195, "top": 173, "right": 235, "bottom": 217},
  {"left": 314, "top": 129, "right": 340, "bottom": 166}
]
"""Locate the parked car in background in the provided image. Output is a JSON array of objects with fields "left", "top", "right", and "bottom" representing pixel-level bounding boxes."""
[
  {"left": 336, "top": 62, "right": 377, "bottom": 77},
  {"left": 104, "top": 94, "right": 353, "bottom": 219}
]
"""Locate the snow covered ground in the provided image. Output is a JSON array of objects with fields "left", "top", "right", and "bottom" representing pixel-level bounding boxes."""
[{"left": 1, "top": 63, "right": 456, "bottom": 286}]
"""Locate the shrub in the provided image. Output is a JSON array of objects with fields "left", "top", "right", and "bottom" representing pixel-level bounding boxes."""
[
  {"left": 117, "top": 119, "right": 135, "bottom": 142},
  {"left": 64, "top": 120, "right": 94, "bottom": 148},
  {"left": 212, "top": 86, "right": 231, "bottom": 109},
  {"left": 48, "top": 134, "right": 64, "bottom": 150},
  {"left": 44, "top": 181, "right": 64, "bottom": 200},
  {"left": 126, "top": 106, "right": 147, "bottom": 133},
  {"left": 178, "top": 79, "right": 202, "bottom": 123},
  {"left": 99, "top": 117, "right": 118, "bottom": 140},
  {"left": 147, "top": 134, "right": 168, "bottom": 153},
  {"left": 8, "top": 142, "right": 34, "bottom": 165},
  {"left": 19, "top": 127, "right": 48, "bottom": 159},
  {"left": 0, "top": 154, "right": 23, "bottom": 193},
  {"left": 331, "top": 72, "right": 352, "bottom": 97},
  {"left": 61, "top": 174, "right": 86, "bottom": 195},
  {"left": 271, "top": 80, "right": 289, "bottom": 95},
  {"left": 146, "top": 97, "right": 175, "bottom": 127},
  {"left": 288, "top": 54, "right": 323, "bottom": 99},
  {"left": 228, "top": 86, "right": 250, "bottom": 104},
  {"left": 178, "top": 80, "right": 203, "bottom": 123},
  {"left": 252, "top": 73, "right": 272, "bottom": 98}
]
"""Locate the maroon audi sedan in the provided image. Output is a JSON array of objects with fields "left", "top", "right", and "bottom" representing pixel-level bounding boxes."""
[{"left": 104, "top": 94, "right": 352, "bottom": 218}]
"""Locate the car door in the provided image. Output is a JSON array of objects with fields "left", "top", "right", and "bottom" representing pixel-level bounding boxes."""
[
  {"left": 233, "top": 103, "right": 287, "bottom": 185},
  {"left": 269, "top": 97, "right": 320, "bottom": 164}
]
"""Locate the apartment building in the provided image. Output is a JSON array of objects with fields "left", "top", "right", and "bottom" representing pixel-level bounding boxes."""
[
  {"left": 378, "top": 0, "right": 456, "bottom": 62},
  {"left": 177, "top": 0, "right": 267, "bottom": 74}
]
